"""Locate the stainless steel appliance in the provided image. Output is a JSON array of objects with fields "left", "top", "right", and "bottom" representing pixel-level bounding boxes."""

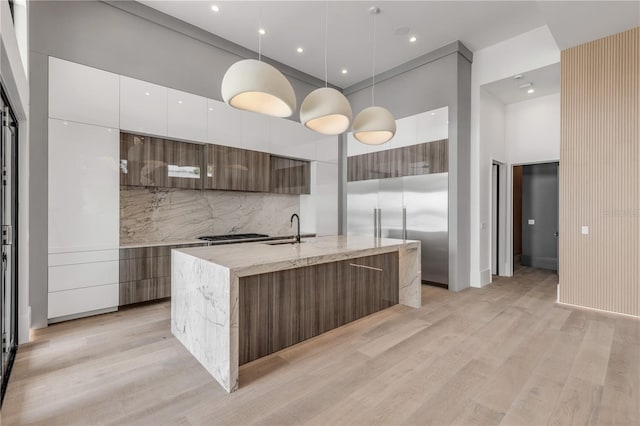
[{"left": 347, "top": 173, "right": 449, "bottom": 286}]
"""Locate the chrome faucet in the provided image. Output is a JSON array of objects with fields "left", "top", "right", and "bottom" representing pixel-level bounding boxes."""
[{"left": 290, "top": 213, "right": 301, "bottom": 244}]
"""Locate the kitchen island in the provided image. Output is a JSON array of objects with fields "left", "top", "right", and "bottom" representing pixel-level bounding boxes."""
[{"left": 171, "top": 235, "right": 421, "bottom": 392}]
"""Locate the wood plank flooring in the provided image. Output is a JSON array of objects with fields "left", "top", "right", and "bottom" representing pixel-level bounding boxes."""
[{"left": 2, "top": 267, "right": 639, "bottom": 425}]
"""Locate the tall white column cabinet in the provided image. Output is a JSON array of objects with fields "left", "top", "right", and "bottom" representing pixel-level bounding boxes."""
[{"left": 47, "top": 57, "right": 120, "bottom": 321}]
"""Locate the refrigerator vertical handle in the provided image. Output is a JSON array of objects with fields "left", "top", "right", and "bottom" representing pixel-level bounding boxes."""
[
  {"left": 373, "top": 208, "right": 378, "bottom": 238},
  {"left": 402, "top": 207, "right": 407, "bottom": 240},
  {"left": 376, "top": 208, "right": 382, "bottom": 238}
]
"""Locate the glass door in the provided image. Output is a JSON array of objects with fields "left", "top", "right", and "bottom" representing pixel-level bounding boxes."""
[{"left": 0, "top": 87, "right": 18, "bottom": 405}]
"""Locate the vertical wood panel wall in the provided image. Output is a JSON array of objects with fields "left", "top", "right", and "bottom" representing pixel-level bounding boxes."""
[{"left": 559, "top": 27, "right": 640, "bottom": 316}]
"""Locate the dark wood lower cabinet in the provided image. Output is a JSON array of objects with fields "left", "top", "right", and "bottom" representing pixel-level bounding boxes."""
[
  {"left": 239, "top": 252, "right": 399, "bottom": 365},
  {"left": 119, "top": 243, "right": 207, "bottom": 305}
]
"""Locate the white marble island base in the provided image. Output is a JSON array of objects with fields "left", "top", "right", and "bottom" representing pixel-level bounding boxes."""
[{"left": 171, "top": 236, "right": 421, "bottom": 393}]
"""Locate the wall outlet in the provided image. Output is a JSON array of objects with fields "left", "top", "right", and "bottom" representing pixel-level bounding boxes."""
[
  {"left": 528, "top": 219, "right": 535, "bottom": 225},
  {"left": 581, "top": 226, "right": 589, "bottom": 235}
]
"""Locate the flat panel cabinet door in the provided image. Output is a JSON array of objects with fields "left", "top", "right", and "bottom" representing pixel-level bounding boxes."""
[
  {"left": 48, "top": 119, "right": 119, "bottom": 252},
  {"left": 207, "top": 98, "right": 242, "bottom": 148},
  {"left": 204, "top": 145, "right": 270, "bottom": 192},
  {"left": 120, "top": 133, "right": 203, "bottom": 189},
  {"left": 48, "top": 57, "right": 119, "bottom": 128},
  {"left": 270, "top": 156, "right": 311, "bottom": 195},
  {"left": 167, "top": 89, "right": 207, "bottom": 143},
  {"left": 119, "top": 76, "right": 168, "bottom": 136}
]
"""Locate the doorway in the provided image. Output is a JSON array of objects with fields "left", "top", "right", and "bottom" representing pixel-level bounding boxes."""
[
  {"left": 513, "top": 162, "right": 559, "bottom": 271},
  {"left": 0, "top": 85, "right": 19, "bottom": 405},
  {"left": 491, "top": 163, "right": 499, "bottom": 275}
]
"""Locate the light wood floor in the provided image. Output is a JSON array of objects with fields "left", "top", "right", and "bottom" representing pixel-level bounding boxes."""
[{"left": 2, "top": 267, "right": 639, "bottom": 425}]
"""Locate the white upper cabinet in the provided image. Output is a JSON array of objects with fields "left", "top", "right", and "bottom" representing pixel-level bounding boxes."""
[
  {"left": 314, "top": 136, "right": 339, "bottom": 164},
  {"left": 239, "top": 110, "right": 271, "bottom": 152},
  {"left": 392, "top": 114, "right": 417, "bottom": 149},
  {"left": 270, "top": 118, "right": 319, "bottom": 160},
  {"left": 49, "top": 57, "right": 119, "bottom": 128},
  {"left": 120, "top": 76, "right": 168, "bottom": 136},
  {"left": 48, "top": 118, "right": 119, "bottom": 253},
  {"left": 416, "top": 106, "right": 449, "bottom": 143},
  {"left": 207, "top": 98, "right": 242, "bottom": 148},
  {"left": 167, "top": 88, "right": 207, "bottom": 143}
]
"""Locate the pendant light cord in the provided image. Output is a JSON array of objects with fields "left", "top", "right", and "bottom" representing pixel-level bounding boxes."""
[
  {"left": 258, "top": 8, "right": 262, "bottom": 61},
  {"left": 324, "top": 1, "right": 328, "bottom": 87},
  {"left": 371, "top": 10, "right": 376, "bottom": 106}
]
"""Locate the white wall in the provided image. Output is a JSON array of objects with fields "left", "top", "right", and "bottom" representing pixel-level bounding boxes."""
[
  {"left": 505, "top": 93, "right": 561, "bottom": 164},
  {"left": 470, "top": 25, "right": 560, "bottom": 287},
  {"left": 478, "top": 90, "right": 505, "bottom": 282},
  {"left": 1, "top": 0, "right": 30, "bottom": 344}
]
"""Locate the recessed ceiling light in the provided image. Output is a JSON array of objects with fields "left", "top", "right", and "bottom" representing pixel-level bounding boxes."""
[
  {"left": 409, "top": 36, "right": 417, "bottom": 43},
  {"left": 258, "top": 28, "right": 266, "bottom": 35},
  {"left": 527, "top": 88, "right": 535, "bottom": 94},
  {"left": 341, "top": 69, "right": 348, "bottom": 75},
  {"left": 513, "top": 74, "right": 524, "bottom": 80},
  {"left": 296, "top": 47, "right": 304, "bottom": 53},
  {"left": 431, "top": 112, "right": 436, "bottom": 116},
  {"left": 208, "top": 107, "right": 213, "bottom": 111},
  {"left": 145, "top": 92, "right": 150, "bottom": 96},
  {"left": 210, "top": 5, "right": 219, "bottom": 12},
  {"left": 178, "top": 100, "right": 183, "bottom": 104}
]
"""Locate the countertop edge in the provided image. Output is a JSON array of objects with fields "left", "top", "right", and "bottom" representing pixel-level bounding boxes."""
[
  {"left": 173, "top": 236, "right": 419, "bottom": 277},
  {"left": 120, "top": 233, "right": 316, "bottom": 249}
]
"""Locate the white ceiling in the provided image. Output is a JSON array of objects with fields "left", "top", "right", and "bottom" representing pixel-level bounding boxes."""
[
  {"left": 138, "top": 1, "right": 639, "bottom": 88},
  {"left": 482, "top": 63, "right": 560, "bottom": 105}
]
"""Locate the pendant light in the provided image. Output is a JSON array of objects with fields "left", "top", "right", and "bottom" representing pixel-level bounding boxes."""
[
  {"left": 352, "top": 7, "right": 396, "bottom": 145},
  {"left": 299, "top": 2, "right": 352, "bottom": 135},
  {"left": 221, "top": 10, "right": 296, "bottom": 118}
]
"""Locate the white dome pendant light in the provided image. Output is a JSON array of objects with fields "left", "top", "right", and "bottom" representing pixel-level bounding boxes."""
[
  {"left": 221, "top": 10, "right": 296, "bottom": 118},
  {"left": 300, "top": 2, "right": 352, "bottom": 135},
  {"left": 353, "top": 7, "right": 396, "bottom": 145}
]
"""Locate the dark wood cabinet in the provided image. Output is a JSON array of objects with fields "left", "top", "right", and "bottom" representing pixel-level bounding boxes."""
[
  {"left": 120, "top": 132, "right": 203, "bottom": 189},
  {"left": 348, "top": 139, "right": 448, "bottom": 182},
  {"left": 203, "top": 145, "right": 270, "bottom": 192},
  {"left": 239, "top": 252, "right": 399, "bottom": 364},
  {"left": 270, "top": 156, "right": 311, "bottom": 194},
  {"left": 120, "top": 132, "right": 312, "bottom": 194},
  {"left": 119, "top": 243, "right": 207, "bottom": 305}
]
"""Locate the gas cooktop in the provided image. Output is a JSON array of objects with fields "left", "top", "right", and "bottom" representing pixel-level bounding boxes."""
[{"left": 198, "top": 233, "right": 269, "bottom": 242}]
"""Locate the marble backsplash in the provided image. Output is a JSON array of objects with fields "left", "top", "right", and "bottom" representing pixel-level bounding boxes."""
[{"left": 120, "top": 187, "right": 300, "bottom": 244}]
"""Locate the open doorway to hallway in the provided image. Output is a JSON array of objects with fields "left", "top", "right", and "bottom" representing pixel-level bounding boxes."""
[
  {"left": 490, "top": 161, "right": 506, "bottom": 276},
  {"left": 512, "top": 162, "right": 559, "bottom": 272}
]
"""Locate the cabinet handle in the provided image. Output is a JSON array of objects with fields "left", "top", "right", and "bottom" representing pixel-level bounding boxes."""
[{"left": 349, "top": 263, "right": 383, "bottom": 272}]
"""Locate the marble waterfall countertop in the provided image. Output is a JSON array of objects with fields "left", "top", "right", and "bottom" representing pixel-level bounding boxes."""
[
  {"left": 171, "top": 235, "right": 422, "bottom": 393},
  {"left": 174, "top": 235, "right": 420, "bottom": 276}
]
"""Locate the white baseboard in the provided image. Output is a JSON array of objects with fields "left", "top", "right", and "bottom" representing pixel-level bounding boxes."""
[
  {"left": 19, "top": 305, "right": 31, "bottom": 344},
  {"left": 479, "top": 269, "right": 492, "bottom": 287}
]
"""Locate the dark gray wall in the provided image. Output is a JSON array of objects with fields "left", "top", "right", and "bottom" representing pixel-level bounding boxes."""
[
  {"left": 521, "top": 162, "right": 559, "bottom": 270},
  {"left": 28, "top": 0, "right": 330, "bottom": 328},
  {"left": 344, "top": 43, "right": 473, "bottom": 292}
]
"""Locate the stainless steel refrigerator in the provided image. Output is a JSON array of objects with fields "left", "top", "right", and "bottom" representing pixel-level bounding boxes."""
[{"left": 347, "top": 173, "right": 449, "bottom": 286}]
